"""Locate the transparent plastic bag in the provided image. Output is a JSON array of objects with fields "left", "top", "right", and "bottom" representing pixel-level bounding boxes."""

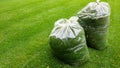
[
  {"left": 49, "top": 16, "right": 89, "bottom": 65},
  {"left": 77, "top": 1, "right": 110, "bottom": 50}
]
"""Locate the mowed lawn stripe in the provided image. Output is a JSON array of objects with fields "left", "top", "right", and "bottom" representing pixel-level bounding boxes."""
[
  {"left": 0, "top": 0, "right": 75, "bottom": 54},
  {"left": 0, "top": 6, "right": 63, "bottom": 55},
  {"left": 0, "top": 6, "right": 66, "bottom": 67},
  {"left": 0, "top": 31, "right": 49, "bottom": 68},
  {"left": 0, "top": 0, "right": 68, "bottom": 22},
  {"left": 0, "top": 0, "right": 44, "bottom": 13},
  {"left": 0, "top": 3, "right": 74, "bottom": 58},
  {"left": 0, "top": 0, "right": 70, "bottom": 31}
]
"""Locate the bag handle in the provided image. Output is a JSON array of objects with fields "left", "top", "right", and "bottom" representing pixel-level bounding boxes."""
[
  {"left": 96, "top": 0, "right": 100, "bottom": 4},
  {"left": 96, "top": 0, "right": 100, "bottom": 3}
]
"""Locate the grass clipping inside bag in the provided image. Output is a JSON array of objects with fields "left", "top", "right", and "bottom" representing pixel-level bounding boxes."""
[
  {"left": 77, "top": 1, "right": 110, "bottom": 50},
  {"left": 49, "top": 16, "right": 89, "bottom": 65}
]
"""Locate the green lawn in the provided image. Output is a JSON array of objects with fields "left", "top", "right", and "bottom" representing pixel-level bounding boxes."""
[{"left": 0, "top": 0, "right": 120, "bottom": 68}]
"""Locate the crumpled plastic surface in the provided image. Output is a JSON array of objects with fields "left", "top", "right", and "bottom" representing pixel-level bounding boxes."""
[
  {"left": 49, "top": 16, "right": 89, "bottom": 65},
  {"left": 78, "top": 2, "right": 110, "bottom": 19},
  {"left": 77, "top": 2, "right": 110, "bottom": 50}
]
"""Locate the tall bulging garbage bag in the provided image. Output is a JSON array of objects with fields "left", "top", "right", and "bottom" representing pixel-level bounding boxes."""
[
  {"left": 77, "top": 0, "right": 110, "bottom": 50},
  {"left": 49, "top": 16, "right": 90, "bottom": 65}
]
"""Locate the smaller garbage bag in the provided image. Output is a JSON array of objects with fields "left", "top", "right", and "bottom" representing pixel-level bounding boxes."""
[
  {"left": 77, "top": 1, "right": 110, "bottom": 50},
  {"left": 49, "top": 16, "right": 89, "bottom": 65}
]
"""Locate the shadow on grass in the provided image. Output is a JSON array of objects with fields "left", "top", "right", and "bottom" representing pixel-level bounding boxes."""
[{"left": 22, "top": 44, "right": 91, "bottom": 68}]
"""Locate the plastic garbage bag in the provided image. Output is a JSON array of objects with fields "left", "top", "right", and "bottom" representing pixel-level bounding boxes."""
[
  {"left": 49, "top": 16, "right": 89, "bottom": 65},
  {"left": 77, "top": 1, "right": 110, "bottom": 50}
]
